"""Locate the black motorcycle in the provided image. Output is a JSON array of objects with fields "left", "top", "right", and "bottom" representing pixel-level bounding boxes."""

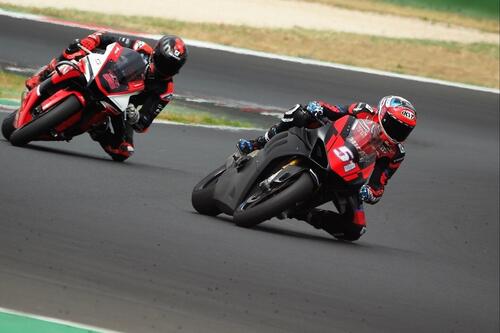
[{"left": 192, "top": 115, "right": 381, "bottom": 228}]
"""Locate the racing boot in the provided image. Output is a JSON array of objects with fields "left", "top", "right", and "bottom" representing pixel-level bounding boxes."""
[
  {"left": 97, "top": 118, "right": 135, "bottom": 162},
  {"left": 102, "top": 141, "right": 135, "bottom": 162}
]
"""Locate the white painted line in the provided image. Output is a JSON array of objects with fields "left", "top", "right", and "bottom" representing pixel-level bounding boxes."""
[
  {"left": 152, "top": 119, "right": 263, "bottom": 131},
  {"left": 0, "top": 108, "right": 262, "bottom": 131},
  {"left": 0, "top": 306, "right": 123, "bottom": 333},
  {"left": 0, "top": 8, "right": 498, "bottom": 95}
]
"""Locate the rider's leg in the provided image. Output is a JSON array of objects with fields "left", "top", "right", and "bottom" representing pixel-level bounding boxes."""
[
  {"left": 294, "top": 195, "right": 367, "bottom": 241},
  {"left": 238, "top": 104, "right": 307, "bottom": 154},
  {"left": 91, "top": 116, "right": 135, "bottom": 162}
]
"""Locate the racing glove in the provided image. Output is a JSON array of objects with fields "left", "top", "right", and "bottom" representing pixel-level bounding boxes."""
[
  {"left": 359, "top": 184, "right": 384, "bottom": 204},
  {"left": 305, "top": 101, "right": 323, "bottom": 117},
  {"left": 125, "top": 104, "right": 140, "bottom": 125},
  {"left": 62, "top": 34, "right": 100, "bottom": 59}
]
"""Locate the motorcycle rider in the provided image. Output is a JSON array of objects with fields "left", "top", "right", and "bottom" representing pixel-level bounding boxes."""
[
  {"left": 25, "top": 31, "right": 188, "bottom": 161},
  {"left": 237, "top": 96, "right": 417, "bottom": 241}
]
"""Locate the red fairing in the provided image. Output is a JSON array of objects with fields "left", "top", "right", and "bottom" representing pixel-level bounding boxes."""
[
  {"left": 326, "top": 117, "right": 378, "bottom": 184},
  {"left": 41, "top": 90, "right": 85, "bottom": 113},
  {"left": 95, "top": 43, "right": 146, "bottom": 97},
  {"left": 16, "top": 89, "right": 39, "bottom": 127},
  {"left": 326, "top": 118, "right": 361, "bottom": 182}
]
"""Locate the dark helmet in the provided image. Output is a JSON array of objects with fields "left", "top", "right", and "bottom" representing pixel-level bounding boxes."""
[
  {"left": 377, "top": 95, "right": 417, "bottom": 143},
  {"left": 151, "top": 35, "right": 188, "bottom": 78}
]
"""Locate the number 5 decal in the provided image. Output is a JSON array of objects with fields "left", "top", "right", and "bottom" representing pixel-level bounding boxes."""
[{"left": 334, "top": 146, "right": 354, "bottom": 162}]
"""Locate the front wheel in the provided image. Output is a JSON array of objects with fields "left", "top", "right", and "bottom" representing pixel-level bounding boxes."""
[
  {"left": 233, "top": 172, "right": 315, "bottom": 228},
  {"left": 1, "top": 110, "right": 17, "bottom": 140},
  {"left": 9, "top": 95, "right": 81, "bottom": 146},
  {"left": 191, "top": 165, "right": 226, "bottom": 216}
]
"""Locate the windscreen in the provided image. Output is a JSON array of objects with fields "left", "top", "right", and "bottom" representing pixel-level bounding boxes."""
[
  {"left": 345, "top": 119, "right": 382, "bottom": 168},
  {"left": 97, "top": 48, "right": 147, "bottom": 94}
]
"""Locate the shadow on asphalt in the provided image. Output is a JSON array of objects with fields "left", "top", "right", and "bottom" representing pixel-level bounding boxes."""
[
  {"left": 188, "top": 211, "right": 416, "bottom": 255},
  {"left": 1, "top": 141, "right": 188, "bottom": 174}
]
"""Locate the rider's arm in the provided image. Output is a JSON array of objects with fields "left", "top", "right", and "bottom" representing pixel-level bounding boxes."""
[
  {"left": 99, "top": 33, "right": 153, "bottom": 55},
  {"left": 366, "top": 143, "right": 406, "bottom": 198},
  {"left": 131, "top": 80, "right": 174, "bottom": 133},
  {"left": 62, "top": 32, "right": 153, "bottom": 59},
  {"left": 319, "top": 102, "right": 376, "bottom": 121}
]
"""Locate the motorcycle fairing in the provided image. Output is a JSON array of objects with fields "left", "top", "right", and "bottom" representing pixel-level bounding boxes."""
[
  {"left": 212, "top": 129, "right": 316, "bottom": 215},
  {"left": 325, "top": 116, "right": 378, "bottom": 185},
  {"left": 84, "top": 43, "right": 146, "bottom": 112}
]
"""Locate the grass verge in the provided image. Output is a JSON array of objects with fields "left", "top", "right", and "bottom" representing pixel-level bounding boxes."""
[
  {"left": 0, "top": 70, "right": 254, "bottom": 128},
  {"left": 301, "top": 0, "right": 500, "bottom": 33},
  {"left": 0, "top": 70, "right": 26, "bottom": 99},
  {"left": 159, "top": 104, "right": 253, "bottom": 127},
  {"left": 0, "top": 4, "right": 498, "bottom": 89}
]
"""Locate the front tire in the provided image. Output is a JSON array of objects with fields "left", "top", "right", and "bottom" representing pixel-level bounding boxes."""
[
  {"left": 9, "top": 95, "right": 81, "bottom": 146},
  {"left": 233, "top": 172, "right": 315, "bottom": 228},
  {"left": 1, "top": 110, "right": 17, "bottom": 140},
  {"left": 191, "top": 165, "right": 226, "bottom": 216}
]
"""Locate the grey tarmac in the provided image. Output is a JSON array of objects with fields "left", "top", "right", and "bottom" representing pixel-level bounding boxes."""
[{"left": 0, "top": 14, "right": 498, "bottom": 333}]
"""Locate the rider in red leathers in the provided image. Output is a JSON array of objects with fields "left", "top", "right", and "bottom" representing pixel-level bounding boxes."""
[
  {"left": 25, "top": 32, "right": 188, "bottom": 161},
  {"left": 237, "top": 96, "right": 417, "bottom": 241}
]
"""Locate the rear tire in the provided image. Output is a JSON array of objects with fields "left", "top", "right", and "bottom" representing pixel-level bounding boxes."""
[
  {"left": 1, "top": 110, "right": 17, "bottom": 140},
  {"left": 233, "top": 172, "right": 315, "bottom": 228},
  {"left": 191, "top": 165, "right": 225, "bottom": 216},
  {"left": 9, "top": 95, "right": 81, "bottom": 146}
]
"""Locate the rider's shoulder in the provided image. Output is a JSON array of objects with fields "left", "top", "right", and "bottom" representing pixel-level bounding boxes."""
[{"left": 145, "top": 78, "right": 174, "bottom": 102}]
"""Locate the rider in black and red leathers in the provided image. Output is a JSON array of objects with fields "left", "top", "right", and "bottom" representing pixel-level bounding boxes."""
[
  {"left": 25, "top": 31, "right": 188, "bottom": 161},
  {"left": 237, "top": 96, "right": 417, "bottom": 241}
]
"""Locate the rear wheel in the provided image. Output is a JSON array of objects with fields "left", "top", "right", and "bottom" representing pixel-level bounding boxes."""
[
  {"left": 9, "top": 95, "right": 81, "bottom": 146},
  {"left": 1, "top": 110, "right": 17, "bottom": 140},
  {"left": 233, "top": 172, "right": 315, "bottom": 228},
  {"left": 191, "top": 165, "right": 226, "bottom": 216}
]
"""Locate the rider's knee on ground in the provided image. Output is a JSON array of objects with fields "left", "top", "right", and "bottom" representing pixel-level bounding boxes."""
[{"left": 306, "top": 209, "right": 366, "bottom": 241}]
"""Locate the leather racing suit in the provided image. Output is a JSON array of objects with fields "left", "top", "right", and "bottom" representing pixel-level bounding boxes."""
[
  {"left": 241, "top": 101, "right": 406, "bottom": 241},
  {"left": 25, "top": 32, "right": 174, "bottom": 161}
]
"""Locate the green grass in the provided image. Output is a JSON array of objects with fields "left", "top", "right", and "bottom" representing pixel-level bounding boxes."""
[
  {"left": 0, "top": 70, "right": 26, "bottom": 99},
  {"left": 0, "top": 70, "right": 254, "bottom": 128},
  {"left": 382, "top": 0, "right": 500, "bottom": 19},
  {"left": 301, "top": 0, "right": 499, "bottom": 32},
  {"left": 158, "top": 103, "right": 254, "bottom": 128}
]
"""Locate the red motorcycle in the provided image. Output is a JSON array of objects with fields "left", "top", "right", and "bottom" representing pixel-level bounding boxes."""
[
  {"left": 192, "top": 114, "right": 382, "bottom": 230},
  {"left": 1, "top": 43, "right": 147, "bottom": 159}
]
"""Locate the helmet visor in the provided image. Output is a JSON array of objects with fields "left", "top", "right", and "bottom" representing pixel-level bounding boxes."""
[{"left": 381, "top": 112, "right": 413, "bottom": 142}]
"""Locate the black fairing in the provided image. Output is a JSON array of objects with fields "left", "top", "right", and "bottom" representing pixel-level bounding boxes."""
[
  {"left": 211, "top": 117, "right": 360, "bottom": 215},
  {"left": 212, "top": 128, "right": 311, "bottom": 215}
]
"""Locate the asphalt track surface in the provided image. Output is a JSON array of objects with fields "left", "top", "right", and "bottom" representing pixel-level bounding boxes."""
[{"left": 0, "top": 14, "right": 499, "bottom": 333}]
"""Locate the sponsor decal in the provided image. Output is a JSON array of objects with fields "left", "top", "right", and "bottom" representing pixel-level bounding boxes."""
[
  {"left": 344, "top": 162, "right": 356, "bottom": 172},
  {"left": 134, "top": 41, "right": 145, "bottom": 51},
  {"left": 103, "top": 72, "right": 120, "bottom": 90},
  {"left": 401, "top": 110, "right": 415, "bottom": 120}
]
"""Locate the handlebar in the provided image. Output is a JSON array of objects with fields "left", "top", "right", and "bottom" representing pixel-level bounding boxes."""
[{"left": 77, "top": 43, "right": 92, "bottom": 55}]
